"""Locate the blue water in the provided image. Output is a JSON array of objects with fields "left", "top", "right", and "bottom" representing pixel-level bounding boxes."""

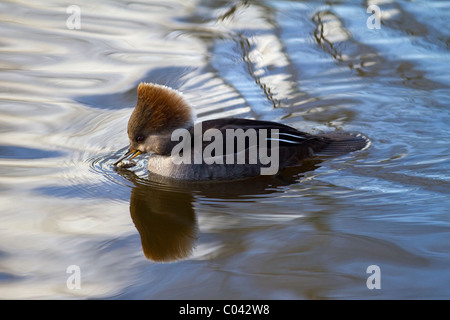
[{"left": 0, "top": 0, "right": 449, "bottom": 299}]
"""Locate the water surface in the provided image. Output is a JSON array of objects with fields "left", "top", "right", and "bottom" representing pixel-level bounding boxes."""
[{"left": 0, "top": 0, "right": 449, "bottom": 299}]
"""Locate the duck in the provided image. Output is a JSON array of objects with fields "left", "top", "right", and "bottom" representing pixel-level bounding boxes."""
[{"left": 113, "top": 82, "right": 367, "bottom": 180}]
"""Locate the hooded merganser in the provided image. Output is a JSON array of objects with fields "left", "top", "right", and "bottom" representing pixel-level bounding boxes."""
[{"left": 113, "top": 82, "right": 367, "bottom": 180}]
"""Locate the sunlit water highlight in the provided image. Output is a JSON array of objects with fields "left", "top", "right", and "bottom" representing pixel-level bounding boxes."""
[{"left": 0, "top": 0, "right": 449, "bottom": 299}]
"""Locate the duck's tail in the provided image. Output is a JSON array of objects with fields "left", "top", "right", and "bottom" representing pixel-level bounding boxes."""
[{"left": 318, "top": 132, "right": 370, "bottom": 156}]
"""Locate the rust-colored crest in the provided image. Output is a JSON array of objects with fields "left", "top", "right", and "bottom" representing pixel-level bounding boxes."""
[{"left": 128, "top": 82, "right": 194, "bottom": 137}]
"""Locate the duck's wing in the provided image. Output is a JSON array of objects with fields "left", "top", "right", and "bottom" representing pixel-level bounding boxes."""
[
  {"left": 196, "top": 117, "right": 368, "bottom": 155},
  {"left": 197, "top": 117, "right": 320, "bottom": 147}
]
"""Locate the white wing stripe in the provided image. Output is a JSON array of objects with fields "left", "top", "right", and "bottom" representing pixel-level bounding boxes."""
[
  {"left": 266, "top": 138, "right": 303, "bottom": 144},
  {"left": 272, "top": 132, "right": 307, "bottom": 139}
]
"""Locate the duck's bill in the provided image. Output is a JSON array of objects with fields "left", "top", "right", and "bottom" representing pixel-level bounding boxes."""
[{"left": 113, "top": 149, "right": 142, "bottom": 167}]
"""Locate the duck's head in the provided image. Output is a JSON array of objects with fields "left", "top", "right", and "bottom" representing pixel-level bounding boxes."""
[{"left": 113, "top": 82, "right": 195, "bottom": 167}]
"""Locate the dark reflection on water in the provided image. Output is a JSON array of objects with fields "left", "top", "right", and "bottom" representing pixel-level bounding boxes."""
[
  {"left": 118, "top": 160, "right": 321, "bottom": 262},
  {"left": 0, "top": 0, "right": 449, "bottom": 299},
  {"left": 311, "top": 9, "right": 448, "bottom": 90},
  {"left": 124, "top": 172, "right": 198, "bottom": 262}
]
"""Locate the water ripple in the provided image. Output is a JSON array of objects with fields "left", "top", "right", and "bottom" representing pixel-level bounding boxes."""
[{"left": 0, "top": 0, "right": 449, "bottom": 299}]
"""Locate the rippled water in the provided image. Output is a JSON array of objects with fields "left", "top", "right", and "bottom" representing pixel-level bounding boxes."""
[{"left": 0, "top": 0, "right": 449, "bottom": 299}]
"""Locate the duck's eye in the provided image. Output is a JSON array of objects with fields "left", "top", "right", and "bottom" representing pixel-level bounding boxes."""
[{"left": 136, "top": 136, "right": 145, "bottom": 143}]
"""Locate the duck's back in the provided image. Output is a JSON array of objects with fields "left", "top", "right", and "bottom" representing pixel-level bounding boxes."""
[{"left": 146, "top": 118, "right": 368, "bottom": 181}]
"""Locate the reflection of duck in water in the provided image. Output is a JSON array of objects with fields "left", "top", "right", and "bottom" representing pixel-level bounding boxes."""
[
  {"left": 116, "top": 165, "right": 320, "bottom": 262},
  {"left": 118, "top": 170, "right": 197, "bottom": 262},
  {"left": 114, "top": 83, "right": 368, "bottom": 180}
]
